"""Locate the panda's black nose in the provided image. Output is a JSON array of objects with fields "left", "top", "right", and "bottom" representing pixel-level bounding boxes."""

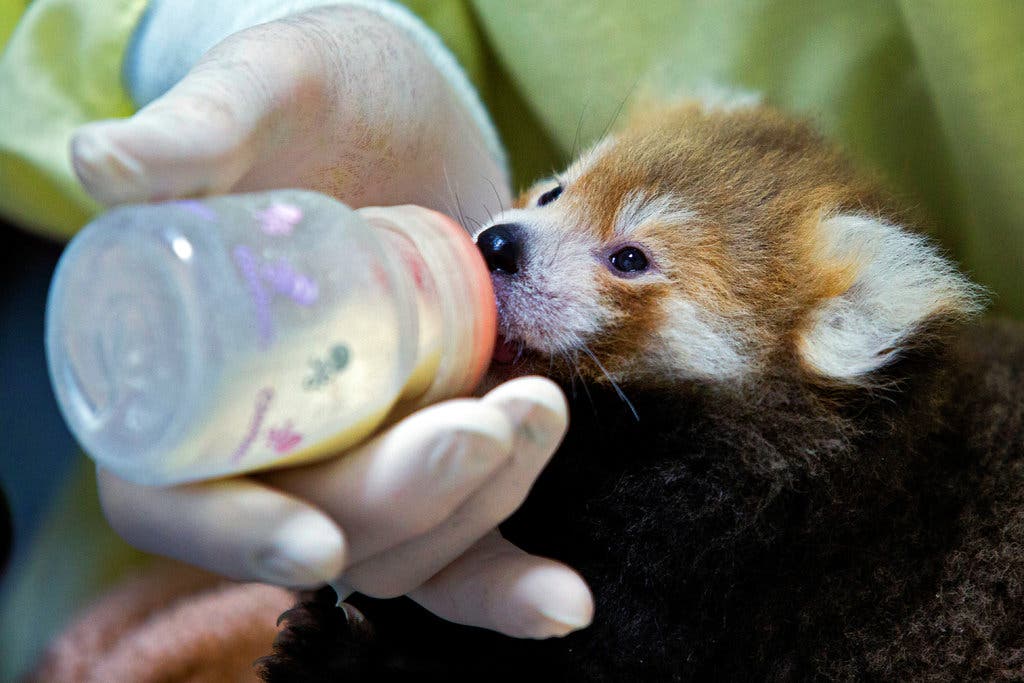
[{"left": 476, "top": 223, "right": 523, "bottom": 274}]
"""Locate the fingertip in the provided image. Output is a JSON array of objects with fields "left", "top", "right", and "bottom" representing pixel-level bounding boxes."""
[
  {"left": 481, "top": 378, "right": 569, "bottom": 452},
  {"left": 405, "top": 399, "right": 516, "bottom": 453},
  {"left": 71, "top": 84, "right": 262, "bottom": 205},
  {"left": 408, "top": 535, "right": 593, "bottom": 639},
  {"left": 482, "top": 376, "right": 568, "bottom": 424},
  {"left": 253, "top": 510, "right": 347, "bottom": 588},
  {"left": 511, "top": 564, "right": 594, "bottom": 639},
  {"left": 71, "top": 121, "right": 147, "bottom": 205}
]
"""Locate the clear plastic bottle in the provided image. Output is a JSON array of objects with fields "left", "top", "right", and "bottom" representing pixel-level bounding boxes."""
[{"left": 45, "top": 190, "right": 496, "bottom": 486}]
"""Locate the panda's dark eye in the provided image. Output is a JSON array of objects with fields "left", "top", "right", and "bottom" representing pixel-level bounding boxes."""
[
  {"left": 609, "top": 246, "right": 649, "bottom": 274},
  {"left": 537, "top": 185, "right": 563, "bottom": 206}
]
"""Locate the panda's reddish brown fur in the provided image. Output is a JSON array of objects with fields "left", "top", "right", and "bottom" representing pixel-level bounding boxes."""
[{"left": 260, "top": 102, "right": 1024, "bottom": 681}]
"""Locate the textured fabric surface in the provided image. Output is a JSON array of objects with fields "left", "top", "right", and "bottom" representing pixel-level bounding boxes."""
[{"left": 26, "top": 561, "right": 293, "bottom": 683}]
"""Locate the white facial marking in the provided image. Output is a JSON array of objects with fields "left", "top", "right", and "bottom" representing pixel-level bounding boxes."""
[
  {"left": 478, "top": 137, "right": 625, "bottom": 357},
  {"left": 480, "top": 203, "right": 605, "bottom": 354},
  {"left": 614, "top": 189, "right": 697, "bottom": 239},
  {"left": 649, "top": 299, "right": 748, "bottom": 381},
  {"left": 800, "top": 213, "right": 985, "bottom": 381}
]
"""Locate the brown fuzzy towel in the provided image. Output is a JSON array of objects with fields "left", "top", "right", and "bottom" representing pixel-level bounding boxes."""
[{"left": 28, "top": 562, "right": 294, "bottom": 682}]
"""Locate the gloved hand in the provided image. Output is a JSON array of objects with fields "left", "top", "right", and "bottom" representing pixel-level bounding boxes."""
[
  {"left": 99, "top": 378, "right": 591, "bottom": 639},
  {"left": 73, "top": 4, "right": 592, "bottom": 639},
  {"left": 71, "top": 3, "right": 506, "bottom": 229}
]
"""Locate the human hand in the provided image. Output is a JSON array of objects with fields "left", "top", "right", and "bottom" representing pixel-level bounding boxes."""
[
  {"left": 75, "top": 3, "right": 585, "bottom": 640},
  {"left": 70, "top": 3, "right": 508, "bottom": 227},
  {"left": 98, "top": 377, "right": 593, "bottom": 639}
]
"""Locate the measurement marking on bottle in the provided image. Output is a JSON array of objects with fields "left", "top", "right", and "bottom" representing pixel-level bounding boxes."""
[
  {"left": 230, "top": 387, "right": 275, "bottom": 463},
  {"left": 304, "top": 344, "right": 350, "bottom": 390}
]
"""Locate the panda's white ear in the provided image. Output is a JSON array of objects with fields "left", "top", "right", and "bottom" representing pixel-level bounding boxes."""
[
  {"left": 689, "top": 84, "right": 763, "bottom": 114},
  {"left": 628, "top": 83, "right": 763, "bottom": 125},
  {"left": 798, "top": 213, "right": 985, "bottom": 382}
]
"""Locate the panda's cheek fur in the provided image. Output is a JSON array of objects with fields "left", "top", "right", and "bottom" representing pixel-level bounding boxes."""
[{"left": 591, "top": 276, "right": 671, "bottom": 363}]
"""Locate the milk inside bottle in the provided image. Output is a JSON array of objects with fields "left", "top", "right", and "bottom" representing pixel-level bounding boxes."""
[{"left": 45, "top": 190, "right": 496, "bottom": 485}]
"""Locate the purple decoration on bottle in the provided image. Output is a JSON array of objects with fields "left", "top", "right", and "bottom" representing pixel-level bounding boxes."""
[
  {"left": 232, "top": 245, "right": 274, "bottom": 347},
  {"left": 260, "top": 259, "right": 319, "bottom": 306},
  {"left": 256, "top": 203, "right": 303, "bottom": 236},
  {"left": 170, "top": 200, "right": 217, "bottom": 221}
]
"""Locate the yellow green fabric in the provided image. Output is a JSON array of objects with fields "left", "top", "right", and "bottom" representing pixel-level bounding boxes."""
[
  {"left": 0, "top": 1, "right": 31, "bottom": 50},
  {"left": 896, "top": 1, "right": 1024, "bottom": 318},
  {"left": 1, "top": 0, "right": 1023, "bottom": 678},
  {"left": 0, "top": 0, "right": 149, "bottom": 240},
  {"left": 399, "top": 0, "right": 558, "bottom": 187}
]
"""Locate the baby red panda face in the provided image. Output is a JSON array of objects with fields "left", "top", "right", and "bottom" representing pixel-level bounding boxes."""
[
  {"left": 477, "top": 102, "right": 982, "bottom": 391},
  {"left": 477, "top": 132, "right": 752, "bottom": 389}
]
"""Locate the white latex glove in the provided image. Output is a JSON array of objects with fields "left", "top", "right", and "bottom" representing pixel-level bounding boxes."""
[{"left": 74, "top": 4, "right": 592, "bottom": 639}]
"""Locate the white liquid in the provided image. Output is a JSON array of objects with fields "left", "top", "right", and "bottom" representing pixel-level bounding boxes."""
[{"left": 155, "top": 301, "right": 422, "bottom": 482}]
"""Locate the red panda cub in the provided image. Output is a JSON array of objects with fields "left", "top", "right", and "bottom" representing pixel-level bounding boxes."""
[
  {"left": 262, "top": 101, "right": 1024, "bottom": 682},
  {"left": 478, "top": 99, "right": 982, "bottom": 391}
]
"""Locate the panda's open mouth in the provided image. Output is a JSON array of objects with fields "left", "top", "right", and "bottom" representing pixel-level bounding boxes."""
[
  {"left": 493, "top": 334, "right": 518, "bottom": 364},
  {"left": 491, "top": 333, "right": 538, "bottom": 367}
]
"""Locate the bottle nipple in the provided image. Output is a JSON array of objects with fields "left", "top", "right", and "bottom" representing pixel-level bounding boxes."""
[{"left": 359, "top": 206, "right": 497, "bottom": 405}]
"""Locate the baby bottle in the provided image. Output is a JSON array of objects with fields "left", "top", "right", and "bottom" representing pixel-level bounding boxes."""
[{"left": 45, "top": 190, "right": 496, "bottom": 485}]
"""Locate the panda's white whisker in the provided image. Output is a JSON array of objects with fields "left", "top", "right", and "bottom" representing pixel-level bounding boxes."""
[
  {"left": 580, "top": 342, "right": 639, "bottom": 421},
  {"left": 482, "top": 174, "right": 507, "bottom": 217},
  {"left": 571, "top": 350, "right": 598, "bottom": 416}
]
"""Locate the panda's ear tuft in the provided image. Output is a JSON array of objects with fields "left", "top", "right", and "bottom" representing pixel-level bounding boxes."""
[
  {"left": 688, "top": 84, "right": 764, "bottom": 114},
  {"left": 797, "top": 213, "right": 986, "bottom": 382},
  {"left": 625, "top": 83, "right": 764, "bottom": 129}
]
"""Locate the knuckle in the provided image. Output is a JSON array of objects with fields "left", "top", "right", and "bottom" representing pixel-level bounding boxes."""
[{"left": 362, "top": 498, "right": 451, "bottom": 546}]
